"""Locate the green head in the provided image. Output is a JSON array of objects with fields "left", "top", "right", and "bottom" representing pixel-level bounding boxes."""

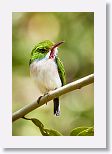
[{"left": 29, "top": 40, "right": 64, "bottom": 65}]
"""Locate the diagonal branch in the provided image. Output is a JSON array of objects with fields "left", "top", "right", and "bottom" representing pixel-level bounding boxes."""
[{"left": 12, "top": 74, "right": 94, "bottom": 122}]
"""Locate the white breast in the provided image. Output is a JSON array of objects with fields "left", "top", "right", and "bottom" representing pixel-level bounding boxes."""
[{"left": 30, "top": 58, "right": 62, "bottom": 94}]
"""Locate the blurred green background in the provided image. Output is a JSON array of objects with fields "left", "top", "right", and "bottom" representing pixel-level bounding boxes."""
[{"left": 12, "top": 12, "right": 94, "bottom": 136}]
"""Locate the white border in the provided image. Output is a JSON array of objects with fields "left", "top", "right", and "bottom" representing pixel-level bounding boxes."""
[{"left": 0, "top": 0, "right": 106, "bottom": 148}]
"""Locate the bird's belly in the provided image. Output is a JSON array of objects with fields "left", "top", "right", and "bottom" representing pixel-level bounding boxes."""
[{"left": 30, "top": 59, "right": 62, "bottom": 94}]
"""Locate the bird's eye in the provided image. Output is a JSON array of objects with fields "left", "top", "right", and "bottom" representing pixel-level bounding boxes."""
[{"left": 39, "top": 49, "right": 47, "bottom": 53}]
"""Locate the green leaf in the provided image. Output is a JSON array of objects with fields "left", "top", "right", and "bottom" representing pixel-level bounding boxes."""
[
  {"left": 70, "top": 127, "right": 89, "bottom": 136},
  {"left": 31, "top": 118, "right": 44, "bottom": 129},
  {"left": 41, "top": 129, "right": 63, "bottom": 136},
  {"left": 39, "top": 128, "right": 49, "bottom": 136},
  {"left": 31, "top": 118, "right": 63, "bottom": 136},
  {"left": 77, "top": 127, "right": 94, "bottom": 136}
]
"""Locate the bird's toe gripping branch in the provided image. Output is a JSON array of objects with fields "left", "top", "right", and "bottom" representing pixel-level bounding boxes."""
[
  {"left": 12, "top": 74, "right": 94, "bottom": 122},
  {"left": 37, "top": 92, "right": 50, "bottom": 104},
  {"left": 37, "top": 96, "right": 43, "bottom": 104}
]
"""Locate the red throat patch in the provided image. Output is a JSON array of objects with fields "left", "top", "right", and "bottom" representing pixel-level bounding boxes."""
[{"left": 49, "top": 50, "right": 55, "bottom": 59}]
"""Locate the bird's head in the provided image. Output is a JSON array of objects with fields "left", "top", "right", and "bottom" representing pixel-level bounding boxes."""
[{"left": 30, "top": 40, "right": 64, "bottom": 64}]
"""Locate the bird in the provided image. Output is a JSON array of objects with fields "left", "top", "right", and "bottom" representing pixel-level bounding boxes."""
[{"left": 29, "top": 40, "right": 66, "bottom": 116}]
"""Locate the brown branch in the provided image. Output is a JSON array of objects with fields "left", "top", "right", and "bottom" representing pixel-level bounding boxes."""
[{"left": 12, "top": 74, "right": 94, "bottom": 122}]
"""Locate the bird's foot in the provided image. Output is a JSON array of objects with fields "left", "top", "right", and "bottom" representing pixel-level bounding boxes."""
[
  {"left": 44, "top": 92, "right": 49, "bottom": 96},
  {"left": 37, "top": 96, "right": 43, "bottom": 104},
  {"left": 37, "top": 92, "right": 49, "bottom": 105}
]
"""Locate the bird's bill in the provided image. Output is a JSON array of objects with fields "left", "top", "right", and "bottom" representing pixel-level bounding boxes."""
[{"left": 51, "top": 41, "right": 64, "bottom": 51}]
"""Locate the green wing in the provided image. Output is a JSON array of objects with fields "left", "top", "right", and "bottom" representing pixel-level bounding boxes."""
[{"left": 55, "top": 57, "right": 66, "bottom": 86}]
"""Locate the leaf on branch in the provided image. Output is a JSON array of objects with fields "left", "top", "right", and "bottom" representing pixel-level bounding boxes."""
[
  {"left": 31, "top": 118, "right": 44, "bottom": 129},
  {"left": 70, "top": 127, "right": 89, "bottom": 136},
  {"left": 42, "top": 129, "right": 63, "bottom": 136},
  {"left": 39, "top": 128, "right": 49, "bottom": 136},
  {"left": 70, "top": 127, "right": 94, "bottom": 136},
  {"left": 30, "top": 118, "right": 63, "bottom": 136},
  {"left": 23, "top": 117, "right": 94, "bottom": 136},
  {"left": 77, "top": 127, "right": 94, "bottom": 136}
]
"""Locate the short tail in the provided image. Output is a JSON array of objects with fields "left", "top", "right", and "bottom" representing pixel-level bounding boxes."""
[{"left": 53, "top": 98, "right": 60, "bottom": 116}]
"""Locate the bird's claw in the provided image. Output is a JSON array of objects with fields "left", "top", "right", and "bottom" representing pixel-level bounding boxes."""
[
  {"left": 37, "top": 96, "right": 43, "bottom": 104},
  {"left": 44, "top": 92, "right": 49, "bottom": 96},
  {"left": 37, "top": 92, "right": 49, "bottom": 104}
]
